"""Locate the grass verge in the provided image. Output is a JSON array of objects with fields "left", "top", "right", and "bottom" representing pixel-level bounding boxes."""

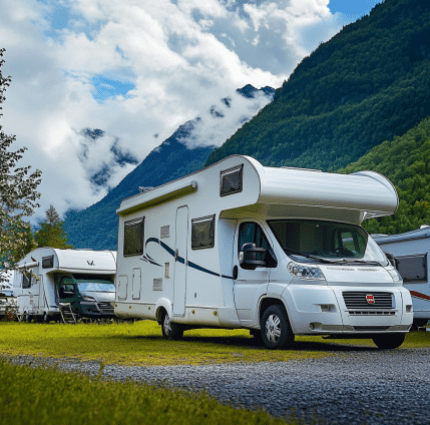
[
  {"left": 0, "top": 321, "right": 428, "bottom": 366},
  {"left": 0, "top": 360, "right": 297, "bottom": 425}
]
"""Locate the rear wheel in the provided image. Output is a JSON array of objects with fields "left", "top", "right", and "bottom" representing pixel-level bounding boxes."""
[
  {"left": 161, "top": 312, "right": 184, "bottom": 340},
  {"left": 372, "top": 333, "right": 405, "bottom": 349},
  {"left": 261, "top": 304, "right": 294, "bottom": 349}
]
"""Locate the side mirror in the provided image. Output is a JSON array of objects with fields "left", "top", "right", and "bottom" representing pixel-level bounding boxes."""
[
  {"left": 384, "top": 252, "right": 397, "bottom": 268},
  {"left": 240, "top": 243, "right": 268, "bottom": 270}
]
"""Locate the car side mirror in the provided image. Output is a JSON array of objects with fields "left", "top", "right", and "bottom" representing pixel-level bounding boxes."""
[
  {"left": 384, "top": 252, "right": 397, "bottom": 268},
  {"left": 240, "top": 243, "right": 268, "bottom": 270}
]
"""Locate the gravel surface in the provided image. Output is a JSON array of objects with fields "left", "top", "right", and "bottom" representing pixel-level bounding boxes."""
[{"left": 5, "top": 348, "right": 430, "bottom": 424}]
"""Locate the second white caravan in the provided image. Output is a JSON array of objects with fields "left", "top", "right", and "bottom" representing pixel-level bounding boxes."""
[{"left": 114, "top": 155, "right": 413, "bottom": 349}]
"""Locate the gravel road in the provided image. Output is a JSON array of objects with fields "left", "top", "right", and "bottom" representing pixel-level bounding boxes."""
[{"left": 6, "top": 346, "right": 430, "bottom": 425}]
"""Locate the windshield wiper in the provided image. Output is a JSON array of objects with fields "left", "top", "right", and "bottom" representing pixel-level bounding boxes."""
[
  {"left": 283, "top": 248, "right": 338, "bottom": 264},
  {"left": 333, "top": 259, "right": 383, "bottom": 266}
]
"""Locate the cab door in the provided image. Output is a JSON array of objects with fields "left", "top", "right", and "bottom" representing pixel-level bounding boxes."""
[
  {"left": 233, "top": 222, "right": 275, "bottom": 327},
  {"left": 58, "top": 278, "right": 80, "bottom": 313}
]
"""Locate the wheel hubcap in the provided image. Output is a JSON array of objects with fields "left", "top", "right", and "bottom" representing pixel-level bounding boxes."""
[
  {"left": 265, "top": 313, "right": 281, "bottom": 343},
  {"left": 163, "top": 316, "right": 172, "bottom": 334}
]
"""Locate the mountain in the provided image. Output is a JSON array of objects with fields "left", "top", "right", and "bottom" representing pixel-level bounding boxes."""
[
  {"left": 341, "top": 115, "right": 430, "bottom": 235},
  {"left": 64, "top": 136, "right": 214, "bottom": 250},
  {"left": 206, "top": 0, "right": 430, "bottom": 172},
  {"left": 64, "top": 85, "right": 275, "bottom": 249}
]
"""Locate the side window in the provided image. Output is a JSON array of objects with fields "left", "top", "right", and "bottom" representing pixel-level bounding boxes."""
[
  {"left": 220, "top": 164, "right": 243, "bottom": 197},
  {"left": 124, "top": 218, "right": 144, "bottom": 257},
  {"left": 239, "top": 222, "right": 269, "bottom": 252},
  {"left": 22, "top": 272, "right": 33, "bottom": 289},
  {"left": 192, "top": 215, "right": 215, "bottom": 250},
  {"left": 59, "top": 278, "right": 75, "bottom": 299}
]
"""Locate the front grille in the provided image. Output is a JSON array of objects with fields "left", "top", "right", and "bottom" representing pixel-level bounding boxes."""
[
  {"left": 349, "top": 311, "right": 395, "bottom": 316},
  {"left": 343, "top": 292, "right": 393, "bottom": 309}
]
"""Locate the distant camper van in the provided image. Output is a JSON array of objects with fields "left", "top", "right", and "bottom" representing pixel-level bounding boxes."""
[
  {"left": 374, "top": 226, "right": 430, "bottom": 328},
  {"left": 115, "top": 155, "right": 413, "bottom": 349},
  {"left": 13, "top": 248, "right": 116, "bottom": 322}
]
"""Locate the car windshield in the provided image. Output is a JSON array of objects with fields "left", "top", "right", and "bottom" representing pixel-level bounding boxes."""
[
  {"left": 77, "top": 282, "right": 115, "bottom": 292},
  {"left": 268, "top": 219, "right": 388, "bottom": 266}
]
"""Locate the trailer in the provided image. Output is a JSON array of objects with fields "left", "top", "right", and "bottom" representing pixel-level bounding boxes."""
[
  {"left": 374, "top": 226, "right": 430, "bottom": 327},
  {"left": 13, "top": 248, "right": 116, "bottom": 323},
  {"left": 115, "top": 155, "right": 413, "bottom": 349}
]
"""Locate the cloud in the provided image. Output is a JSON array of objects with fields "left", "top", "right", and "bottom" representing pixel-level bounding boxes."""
[{"left": 0, "top": 0, "right": 345, "bottom": 221}]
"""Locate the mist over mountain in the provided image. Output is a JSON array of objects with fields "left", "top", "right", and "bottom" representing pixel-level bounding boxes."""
[
  {"left": 206, "top": 0, "right": 430, "bottom": 172},
  {"left": 64, "top": 85, "right": 275, "bottom": 249}
]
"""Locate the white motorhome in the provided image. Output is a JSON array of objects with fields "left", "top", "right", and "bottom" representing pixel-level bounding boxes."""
[
  {"left": 374, "top": 226, "right": 430, "bottom": 327},
  {"left": 115, "top": 155, "right": 413, "bottom": 349},
  {"left": 13, "top": 248, "right": 116, "bottom": 322}
]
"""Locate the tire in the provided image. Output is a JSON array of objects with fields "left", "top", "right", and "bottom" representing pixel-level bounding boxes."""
[
  {"left": 372, "top": 333, "right": 406, "bottom": 349},
  {"left": 261, "top": 304, "right": 294, "bottom": 349},
  {"left": 161, "top": 312, "right": 184, "bottom": 340},
  {"left": 25, "top": 313, "right": 32, "bottom": 323},
  {"left": 43, "top": 312, "right": 50, "bottom": 324}
]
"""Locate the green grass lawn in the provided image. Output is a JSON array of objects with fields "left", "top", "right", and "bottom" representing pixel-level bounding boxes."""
[
  {"left": 1, "top": 320, "right": 428, "bottom": 366},
  {"left": 0, "top": 360, "right": 298, "bottom": 425}
]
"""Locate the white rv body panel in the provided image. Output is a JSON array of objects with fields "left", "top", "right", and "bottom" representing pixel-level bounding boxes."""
[
  {"left": 115, "top": 155, "right": 412, "bottom": 342},
  {"left": 374, "top": 227, "right": 430, "bottom": 323},
  {"left": 13, "top": 248, "right": 116, "bottom": 320}
]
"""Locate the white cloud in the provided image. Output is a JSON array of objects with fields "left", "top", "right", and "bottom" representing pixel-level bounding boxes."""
[{"left": 0, "top": 0, "right": 346, "bottom": 222}]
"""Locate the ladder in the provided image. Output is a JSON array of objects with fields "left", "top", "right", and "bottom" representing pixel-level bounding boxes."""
[{"left": 59, "top": 303, "right": 77, "bottom": 324}]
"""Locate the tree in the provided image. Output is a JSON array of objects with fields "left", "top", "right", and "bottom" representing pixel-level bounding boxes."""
[
  {"left": 0, "top": 48, "right": 42, "bottom": 280},
  {"left": 34, "top": 205, "right": 74, "bottom": 249}
]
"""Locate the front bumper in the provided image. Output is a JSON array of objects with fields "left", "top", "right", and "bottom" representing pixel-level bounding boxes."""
[
  {"left": 285, "top": 284, "right": 414, "bottom": 335},
  {"left": 80, "top": 301, "right": 115, "bottom": 319}
]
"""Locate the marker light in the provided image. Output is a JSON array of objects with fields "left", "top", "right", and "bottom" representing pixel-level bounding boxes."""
[
  {"left": 287, "top": 261, "right": 326, "bottom": 281},
  {"left": 388, "top": 268, "right": 402, "bottom": 282}
]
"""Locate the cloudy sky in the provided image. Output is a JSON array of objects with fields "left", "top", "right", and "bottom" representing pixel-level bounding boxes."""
[{"left": 0, "top": 0, "right": 384, "bottom": 221}]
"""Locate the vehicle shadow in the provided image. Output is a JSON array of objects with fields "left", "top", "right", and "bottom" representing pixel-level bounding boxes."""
[{"left": 118, "top": 333, "right": 378, "bottom": 352}]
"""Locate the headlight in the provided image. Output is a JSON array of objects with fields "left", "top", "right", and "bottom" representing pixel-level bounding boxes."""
[
  {"left": 388, "top": 268, "right": 402, "bottom": 282},
  {"left": 287, "top": 261, "right": 326, "bottom": 281},
  {"left": 82, "top": 296, "right": 96, "bottom": 302}
]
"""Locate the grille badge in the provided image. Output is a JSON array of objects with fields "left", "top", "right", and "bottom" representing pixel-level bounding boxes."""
[{"left": 366, "top": 294, "right": 375, "bottom": 304}]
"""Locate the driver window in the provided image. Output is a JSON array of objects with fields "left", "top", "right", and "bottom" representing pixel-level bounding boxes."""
[
  {"left": 239, "top": 222, "right": 270, "bottom": 255},
  {"left": 59, "top": 280, "right": 75, "bottom": 299}
]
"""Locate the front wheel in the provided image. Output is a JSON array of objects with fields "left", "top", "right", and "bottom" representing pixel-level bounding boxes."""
[
  {"left": 372, "top": 333, "right": 406, "bottom": 349},
  {"left": 261, "top": 305, "right": 294, "bottom": 349},
  {"left": 161, "top": 312, "right": 184, "bottom": 340}
]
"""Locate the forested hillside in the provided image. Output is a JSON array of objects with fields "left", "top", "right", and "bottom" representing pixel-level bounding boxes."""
[
  {"left": 206, "top": 0, "right": 430, "bottom": 172},
  {"left": 342, "top": 116, "right": 430, "bottom": 235}
]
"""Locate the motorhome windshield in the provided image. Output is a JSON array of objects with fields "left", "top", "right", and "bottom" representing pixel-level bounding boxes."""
[
  {"left": 77, "top": 282, "right": 115, "bottom": 292},
  {"left": 268, "top": 219, "right": 388, "bottom": 265}
]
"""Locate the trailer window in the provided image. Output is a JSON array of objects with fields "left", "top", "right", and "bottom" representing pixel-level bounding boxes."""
[
  {"left": 22, "top": 272, "right": 33, "bottom": 289},
  {"left": 42, "top": 255, "right": 54, "bottom": 269},
  {"left": 220, "top": 165, "right": 243, "bottom": 197},
  {"left": 395, "top": 254, "right": 427, "bottom": 283},
  {"left": 123, "top": 218, "right": 144, "bottom": 257},
  {"left": 192, "top": 215, "right": 215, "bottom": 250}
]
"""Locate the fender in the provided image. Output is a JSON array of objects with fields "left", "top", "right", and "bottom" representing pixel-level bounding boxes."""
[{"left": 155, "top": 297, "right": 173, "bottom": 324}]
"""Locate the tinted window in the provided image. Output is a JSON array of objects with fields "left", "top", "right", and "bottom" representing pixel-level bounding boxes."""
[
  {"left": 220, "top": 165, "right": 243, "bottom": 197},
  {"left": 192, "top": 215, "right": 215, "bottom": 250},
  {"left": 124, "top": 218, "right": 144, "bottom": 257}
]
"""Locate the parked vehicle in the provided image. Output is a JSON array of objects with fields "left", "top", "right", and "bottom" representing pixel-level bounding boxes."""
[
  {"left": 13, "top": 248, "right": 116, "bottom": 322},
  {"left": 0, "top": 270, "right": 16, "bottom": 319},
  {"left": 374, "top": 226, "right": 430, "bottom": 328},
  {"left": 115, "top": 155, "right": 413, "bottom": 349}
]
